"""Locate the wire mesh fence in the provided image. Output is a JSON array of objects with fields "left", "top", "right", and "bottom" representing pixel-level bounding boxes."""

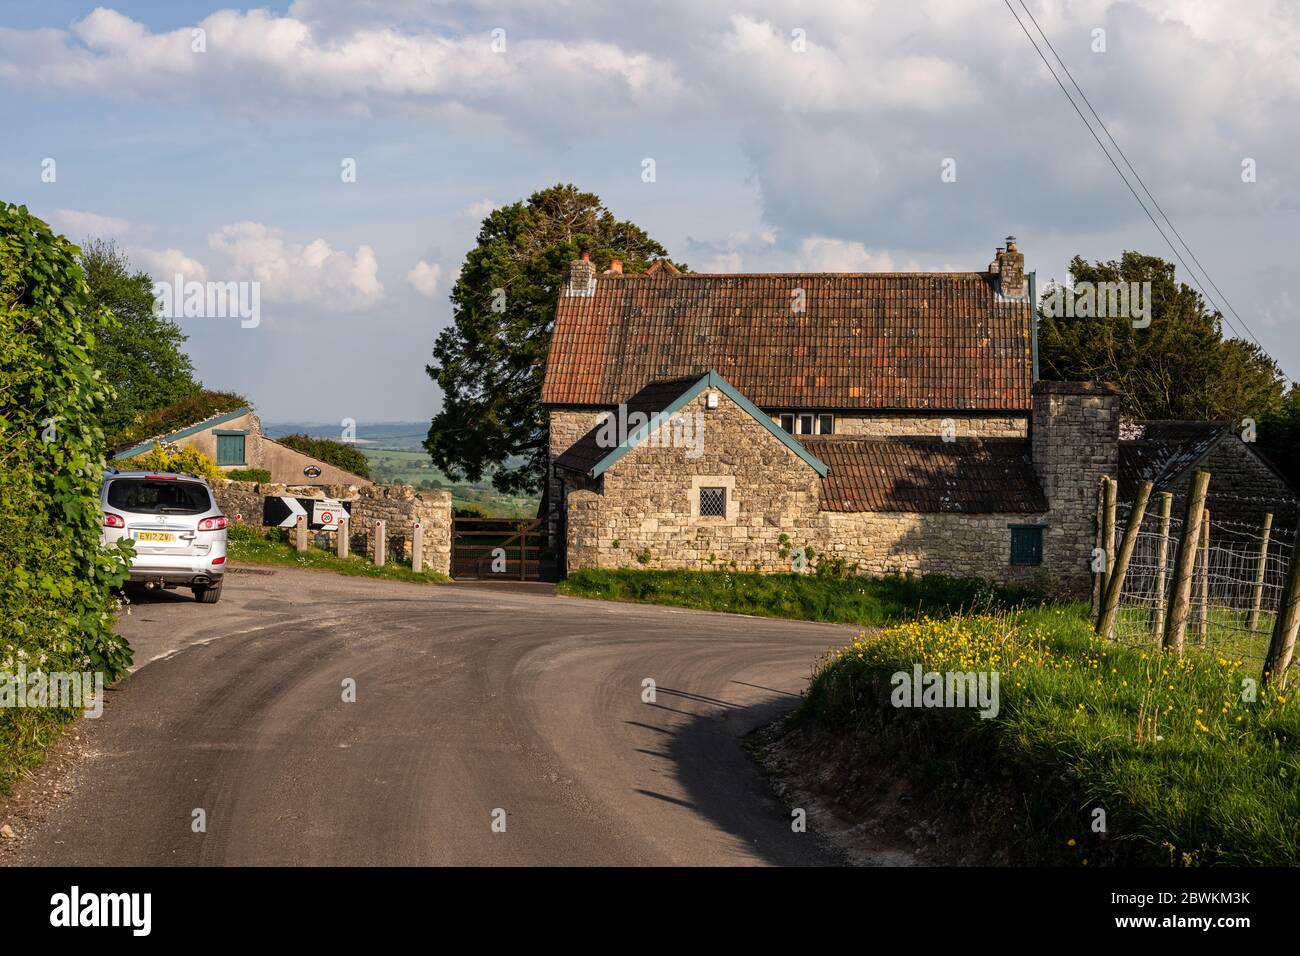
[{"left": 1111, "top": 497, "right": 1294, "bottom": 666}]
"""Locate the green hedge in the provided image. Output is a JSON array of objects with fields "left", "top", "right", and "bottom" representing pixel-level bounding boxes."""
[
  {"left": 1, "top": 203, "right": 134, "bottom": 792},
  {"left": 275, "top": 433, "right": 370, "bottom": 479},
  {"left": 223, "top": 468, "right": 272, "bottom": 483}
]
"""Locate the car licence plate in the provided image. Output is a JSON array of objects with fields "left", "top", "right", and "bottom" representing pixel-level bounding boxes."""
[{"left": 134, "top": 531, "right": 178, "bottom": 543}]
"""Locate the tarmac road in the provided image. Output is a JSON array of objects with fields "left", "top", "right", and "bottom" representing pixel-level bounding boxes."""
[{"left": 8, "top": 568, "right": 856, "bottom": 866}]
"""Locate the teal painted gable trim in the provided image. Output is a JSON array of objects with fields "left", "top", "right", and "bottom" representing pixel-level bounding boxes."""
[
  {"left": 588, "top": 371, "right": 829, "bottom": 478},
  {"left": 116, "top": 407, "right": 251, "bottom": 458}
]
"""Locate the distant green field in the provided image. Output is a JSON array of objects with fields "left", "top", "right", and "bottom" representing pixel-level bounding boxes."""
[
  {"left": 356, "top": 447, "right": 537, "bottom": 518},
  {"left": 263, "top": 422, "right": 539, "bottom": 518}
]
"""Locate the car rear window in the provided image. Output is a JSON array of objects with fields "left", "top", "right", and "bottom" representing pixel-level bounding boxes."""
[{"left": 107, "top": 478, "right": 212, "bottom": 515}]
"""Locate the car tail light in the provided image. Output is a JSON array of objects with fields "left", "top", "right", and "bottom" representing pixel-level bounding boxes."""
[
  {"left": 198, "top": 516, "right": 228, "bottom": 532},
  {"left": 211, "top": 556, "right": 226, "bottom": 565},
  {"left": 103, "top": 513, "right": 125, "bottom": 528},
  {"left": 144, "top": 474, "right": 177, "bottom": 480}
]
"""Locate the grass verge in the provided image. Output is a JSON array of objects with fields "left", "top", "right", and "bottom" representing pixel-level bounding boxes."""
[
  {"left": 797, "top": 605, "right": 1299, "bottom": 865},
  {"left": 226, "top": 524, "right": 450, "bottom": 584},
  {"left": 557, "top": 568, "right": 1038, "bottom": 627},
  {"left": 0, "top": 707, "right": 79, "bottom": 797}
]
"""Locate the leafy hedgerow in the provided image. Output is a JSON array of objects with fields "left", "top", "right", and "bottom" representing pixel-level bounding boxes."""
[
  {"left": 1, "top": 202, "right": 134, "bottom": 792},
  {"left": 274, "top": 433, "right": 371, "bottom": 479}
]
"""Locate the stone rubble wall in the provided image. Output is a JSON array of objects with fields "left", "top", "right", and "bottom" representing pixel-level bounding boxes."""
[{"left": 211, "top": 478, "right": 452, "bottom": 576}]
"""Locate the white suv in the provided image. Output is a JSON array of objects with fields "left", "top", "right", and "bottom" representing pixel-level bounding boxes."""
[{"left": 100, "top": 470, "right": 228, "bottom": 603}]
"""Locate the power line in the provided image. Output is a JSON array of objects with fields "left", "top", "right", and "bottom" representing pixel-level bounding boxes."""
[
  {"left": 1014, "top": 0, "right": 1265, "bottom": 352},
  {"left": 1001, "top": 0, "right": 1260, "bottom": 348}
]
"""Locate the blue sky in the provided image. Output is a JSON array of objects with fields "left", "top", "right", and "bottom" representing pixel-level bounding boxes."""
[{"left": 2, "top": 1, "right": 1297, "bottom": 422}]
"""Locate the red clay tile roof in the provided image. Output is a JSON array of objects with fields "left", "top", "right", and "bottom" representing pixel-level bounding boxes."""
[
  {"left": 799, "top": 437, "right": 1048, "bottom": 513},
  {"left": 542, "top": 272, "right": 1033, "bottom": 411}
]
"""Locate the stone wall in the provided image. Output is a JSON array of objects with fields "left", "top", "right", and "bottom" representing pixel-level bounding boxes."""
[
  {"left": 210, "top": 478, "right": 452, "bottom": 576},
  {"left": 564, "top": 390, "right": 821, "bottom": 573},
  {"left": 1031, "top": 381, "right": 1119, "bottom": 595},
  {"left": 350, "top": 486, "right": 453, "bottom": 576},
  {"left": 546, "top": 406, "right": 605, "bottom": 544}
]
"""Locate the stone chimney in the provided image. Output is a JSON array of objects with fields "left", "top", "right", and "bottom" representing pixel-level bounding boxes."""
[
  {"left": 567, "top": 250, "right": 596, "bottom": 296},
  {"left": 606, "top": 257, "right": 623, "bottom": 275},
  {"left": 993, "top": 235, "right": 1026, "bottom": 299},
  {"left": 1031, "top": 381, "right": 1119, "bottom": 598}
]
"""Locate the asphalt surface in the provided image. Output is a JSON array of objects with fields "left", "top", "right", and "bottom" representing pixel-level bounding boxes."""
[{"left": 12, "top": 568, "right": 856, "bottom": 866}]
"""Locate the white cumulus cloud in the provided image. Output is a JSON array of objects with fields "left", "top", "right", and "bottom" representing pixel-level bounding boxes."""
[{"left": 406, "top": 260, "right": 443, "bottom": 298}]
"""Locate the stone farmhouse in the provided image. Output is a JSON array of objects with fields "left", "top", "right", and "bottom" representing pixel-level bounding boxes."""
[{"left": 539, "top": 239, "right": 1293, "bottom": 597}]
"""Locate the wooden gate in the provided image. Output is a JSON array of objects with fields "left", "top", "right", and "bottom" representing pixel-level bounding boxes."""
[{"left": 452, "top": 517, "right": 553, "bottom": 580}]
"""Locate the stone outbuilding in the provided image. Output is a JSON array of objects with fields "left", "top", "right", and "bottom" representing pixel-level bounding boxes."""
[{"left": 113, "top": 404, "right": 371, "bottom": 487}]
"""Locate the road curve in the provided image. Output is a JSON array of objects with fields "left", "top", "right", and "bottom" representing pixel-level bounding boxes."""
[{"left": 10, "top": 568, "right": 856, "bottom": 866}]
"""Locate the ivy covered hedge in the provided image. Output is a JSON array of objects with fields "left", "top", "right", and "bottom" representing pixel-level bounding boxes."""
[
  {"left": 107, "top": 388, "right": 248, "bottom": 454},
  {"left": 1, "top": 203, "right": 134, "bottom": 791},
  {"left": 275, "top": 433, "right": 371, "bottom": 479}
]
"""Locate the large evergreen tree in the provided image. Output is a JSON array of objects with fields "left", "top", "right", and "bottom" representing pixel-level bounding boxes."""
[
  {"left": 81, "top": 239, "right": 200, "bottom": 437},
  {"left": 425, "top": 184, "right": 679, "bottom": 495},
  {"left": 1038, "top": 252, "right": 1286, "bottom": 422}
]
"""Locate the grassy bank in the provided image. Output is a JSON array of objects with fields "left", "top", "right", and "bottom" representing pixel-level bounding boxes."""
[
  {"left": 799, "top": 606, "right": 1299, "bottom": 865},
  {"left": 557, "top": 568, "right": 1038, "bottom": 627},
  {"left": 226, "top": 524, "right": 450, "bottom": 583}
]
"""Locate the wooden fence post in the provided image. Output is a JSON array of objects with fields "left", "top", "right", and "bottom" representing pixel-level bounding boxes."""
[
  {"left": 337, "top": 515, "right": 349, "bottom": 558},
  {"left": 1247, "top": 513, "right": 1273, "bottom": 634},
  {"left": 1091, "top": 477, "right": 1107, "bottom": 624},
  {"left": 1094, "top": 476, "right": 1118, "bottom": 630},
  {"left": 1161, "top": 470, "right": 1211, "bottom": 655},
  {"left": 1194, "top": 508, "right": 1210, "bottom": 646},
  {"left": 1262, "top": 515, "right": 1300, "bottom": 687},
  {"left": 373, "top": 519, "right": 386, "bottom": 567},
  {"left": 519, "top": 520, "right": 526, "bottom": 581},
  {"left": 295, "top": 513, "right": 308, "bottom": 553},
  {"left": 412, "top": 522, "right": 424, "bottom": 573},
  {"left": 1097, "top": 480, "right": 1153, "bottom": 641},
  {"left": 1151, "top": 492, "right": 1173, "bottom": 639}
]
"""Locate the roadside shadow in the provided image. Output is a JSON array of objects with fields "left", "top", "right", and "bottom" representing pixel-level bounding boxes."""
[
  {"left": 636, "top": 692, "right": 835, "bottom": 866},
  {"left": 119, "top": 585, "right": 195, "bottom": 606}
]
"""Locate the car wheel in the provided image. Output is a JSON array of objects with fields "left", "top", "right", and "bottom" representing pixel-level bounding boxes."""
[{"left": 193, "top": 583, "right": 222, "bottom": 604}]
